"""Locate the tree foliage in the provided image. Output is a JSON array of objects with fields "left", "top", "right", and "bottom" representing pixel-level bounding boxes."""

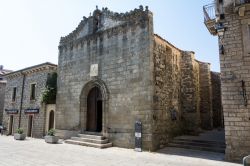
[{"left": 41, "top": 72, "right": 57, "bottom": 104}]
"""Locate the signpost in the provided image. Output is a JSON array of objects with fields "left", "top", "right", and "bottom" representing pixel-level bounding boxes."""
[
  {"left": 24, "top": 109, "right": 39, "bottom": 114},
  {"left": 5, "top": 109, "right": 18, "bottom": 114},
  {"left": 135, "top": 121, "right": 142, "bottom": 152}
]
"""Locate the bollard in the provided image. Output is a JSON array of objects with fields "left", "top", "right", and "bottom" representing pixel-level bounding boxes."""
[
  {"left": 135, "top": 121, "right": 142, "bottom": 152},
  {"left": 243, "top": 155, "right": 250, "bottom": 166}
]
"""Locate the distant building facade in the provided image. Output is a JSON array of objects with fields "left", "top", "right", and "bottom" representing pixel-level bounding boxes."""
[
  {"left": 0, "top": 65, "right": 12, "bottom": 124},
  {"left": 204, "top": 0, "right": 250, "bottom": 161},
  {"left": 2, "top": 63, "right": 57, "bottom": 137},
  {"left": 56, "top": 6, "right": 222, "bottom": 150}
]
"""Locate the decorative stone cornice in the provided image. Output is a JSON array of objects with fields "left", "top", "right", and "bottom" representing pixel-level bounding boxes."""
[
  {"left": 59, "top": 22, "right": 128, "bottom": 51},
  {"left": 195, "top": 59, "right": 211, "bottom": 65},
  {"left": 4, "top": 62, "right": 57, "bottom": 79},
  {"left": 154, "top": 34, "right": 183, "bottom": 52},
  {"left": 59, "top": 5, "right": 152, "bottom": 46}
]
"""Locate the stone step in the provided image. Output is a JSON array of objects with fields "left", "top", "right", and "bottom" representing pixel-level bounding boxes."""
[
  {"left": 71, "top": 137, "right": 109, "bottom": 144},
  {"left": 83, "top": 131, "right": 102, "bottom": 136},
  {"left": 168, "top": 143, "right": 225, "bottom": 153},
  {"left": 78, "top": 134, "right": 105, "bottom": 140},
  {"left": 65, "top": 139, "right": 112, "bottom": 149},
  {"left": 172, "top": 139, "right": 226, "bottom": 148}
]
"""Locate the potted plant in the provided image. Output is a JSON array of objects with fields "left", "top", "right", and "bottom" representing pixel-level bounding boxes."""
[
  {"left": 14, "top": 128, "right": 26, "bottom": 140},
  {"left": 45, "top": 129, "right": 59, "bottom": 144}
]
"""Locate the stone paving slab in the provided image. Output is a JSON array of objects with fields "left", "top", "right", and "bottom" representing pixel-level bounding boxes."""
[
  {"left": 0, "top": 136, "right": 241, "bottom": 166},
  {"left": 175, "top": 129, "right": 225, "bottom": 142}
]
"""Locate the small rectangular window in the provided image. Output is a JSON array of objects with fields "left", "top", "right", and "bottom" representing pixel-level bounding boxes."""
[
  {"left": 249, "top": 25, "right": 250, "bottom": 39},
  {"left": 12, "top": 87, "right": 17, "bottom": 102},
  {"left": 30, "top": 84, "right": 36, "bottom": 100}
]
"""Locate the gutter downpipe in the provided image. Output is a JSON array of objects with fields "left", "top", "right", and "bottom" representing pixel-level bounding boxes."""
[{"left": 18, "top": 72, "right": 25, "bottom": 128}]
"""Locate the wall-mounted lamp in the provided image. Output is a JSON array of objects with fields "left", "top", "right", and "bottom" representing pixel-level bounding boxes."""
[
  {"left": 216, "top": 23, "right": 226, "bottom": 38},
  {"left": 219, "top": 44, "right": 224, "bottom": 54}
]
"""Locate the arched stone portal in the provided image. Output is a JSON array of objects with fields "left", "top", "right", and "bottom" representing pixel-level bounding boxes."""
[{"left": 80, "top": 79, "right": 109, "bottom": 135}]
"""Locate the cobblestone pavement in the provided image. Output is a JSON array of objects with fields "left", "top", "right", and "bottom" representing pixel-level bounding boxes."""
[{"left": 0, "top": 136, "right": 241, "bottom": 166}]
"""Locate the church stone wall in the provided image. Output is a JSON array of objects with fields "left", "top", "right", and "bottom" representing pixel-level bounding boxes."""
[
  {"left": 152, "top": 36, "right": 182, "bottom": 149},
  {"left": 211, "top": 72, "right": 222, "bottom": 128},
  {"left": 57, "top": 6, "right": 222, "bottom": 151},
  {"left": 57, "top": 7, "right": 156, "bottom": 150},
  {"left": 151, "top": 35, "right": 216, "bottom": 147},
  {"left": 180, "top": 52, "right": 201, "bottom": 134},
  {"left": 199, "top": 62, "right": 213, "bottom": 130}
]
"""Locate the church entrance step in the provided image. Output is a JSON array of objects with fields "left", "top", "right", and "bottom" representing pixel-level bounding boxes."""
[
  {"left": 82, "top": 131, "right": 102, "bottom": 136},
  {"left": 64, "top": 133, "right": 112, "bottom": 149},
  {"left": 77, "top": 134, "right": 105, "bottom": 140},
  {"left": 70, "top": 137, "right": 109, "bottom": 144},
  {"left": 65, "top": 140, "right": 112, "bottom": 149}
]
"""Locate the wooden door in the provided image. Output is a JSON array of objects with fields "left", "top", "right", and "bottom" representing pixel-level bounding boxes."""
[
  {"left": 8, "top": 115, "right": 13, "bottom": 135},
  {"left": 86, "top": 87, "right": 102, "bottom": 132},
  {"left": 27, "top": 115, "right": 33, "bottom": 137},
  {"left": 48, "top": 111, "right": 54, "bottom": 130}
]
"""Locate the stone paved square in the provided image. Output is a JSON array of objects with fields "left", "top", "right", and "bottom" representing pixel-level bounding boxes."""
[{"left": 0, "top": 136, "right": 241, "bottom": 166}]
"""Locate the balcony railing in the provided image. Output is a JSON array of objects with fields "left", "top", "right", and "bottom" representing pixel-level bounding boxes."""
[
  {"left": 203, "top": 3, "right": 216, "bottom": 22},
  {"left": 203, "top": 3, "right": 217, "bottom": 35}
]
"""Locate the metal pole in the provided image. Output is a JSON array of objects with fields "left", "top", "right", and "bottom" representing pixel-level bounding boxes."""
[{"left": 18, "top": 73, "right": 25, "bottom": 128}]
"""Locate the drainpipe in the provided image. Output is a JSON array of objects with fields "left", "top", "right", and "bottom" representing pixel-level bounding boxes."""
[{"left": 18, "top": 72, "right": 25, "bottom": 128}]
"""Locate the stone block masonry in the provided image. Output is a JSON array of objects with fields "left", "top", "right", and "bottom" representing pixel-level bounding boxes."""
[
  {"left": 0, "top": 83, "right": 6, "bottom": 124},
  {"left": 199, "top": 62, "right": 213, "bottom": 130},
  {"left": 222, "top": 9, "right": 250, "bottom": 161},
  {"left": 57, "top": 6, "right": 222, "bottom": 151},
  {"left": 152, "top": 36, "right": 183, "bottom": 149},
  {"left": 211, "top": 72, "right": 222, "bottom": 128},
  {"left": 2, "top": 63, "right": 57, "bottom": 138},
  {"left": 203, "top": 0, "right": 250, "bottom": 161},
  {"left": 57, "top": 6, "right": 155, "bottom": 150},
  {"left": 0, "top": 67, "right": 11, "bottom": 124},
  {"left": 180, "top": 52, "right": 201, "bottom": 134}
]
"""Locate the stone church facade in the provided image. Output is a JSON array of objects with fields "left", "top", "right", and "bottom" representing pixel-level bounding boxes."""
[
  {"left": 204, "top": 0, "right": 250, "bottom": 161},
  {"left": 56, "top": 6, "right": 222, "bottom": 150}
]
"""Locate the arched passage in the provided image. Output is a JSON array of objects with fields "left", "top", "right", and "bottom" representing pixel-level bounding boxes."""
[{"left": 80, "top": 79, "right": 109, "bottom": 134}]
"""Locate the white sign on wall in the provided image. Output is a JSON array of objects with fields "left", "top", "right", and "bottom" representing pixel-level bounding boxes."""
[{"left": 90, "top": 64, "right": 98, "bottom": 77}]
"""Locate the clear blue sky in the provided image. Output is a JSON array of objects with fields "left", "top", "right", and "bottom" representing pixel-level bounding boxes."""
[{"left": 0, "top": 0, "right": 219, "bottom": 71}]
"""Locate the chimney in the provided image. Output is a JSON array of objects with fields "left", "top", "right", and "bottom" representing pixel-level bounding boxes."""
[{"left": 0, "top": 65, "right": 3, "bottom": 70}]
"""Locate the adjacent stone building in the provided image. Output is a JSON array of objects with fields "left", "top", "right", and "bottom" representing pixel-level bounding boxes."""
[
  {"left": 0, "top": 66, "right": 12, "bottom": 124},
  {"left": 57, "top": 6, "right": 222, "bottom": 150},
  {"left": 204, "top": 0, "right": 250, "bottom": 161},
  {"left": 211, "top": 72, "right": 223, "bottom": 128},
  {"left": 2, "top": 62, "right": 57, "bottom": 137}
]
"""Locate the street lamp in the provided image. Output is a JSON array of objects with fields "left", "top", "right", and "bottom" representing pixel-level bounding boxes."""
[{"left": 216, "top": 23, "right": 226, "bottom": 38}]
